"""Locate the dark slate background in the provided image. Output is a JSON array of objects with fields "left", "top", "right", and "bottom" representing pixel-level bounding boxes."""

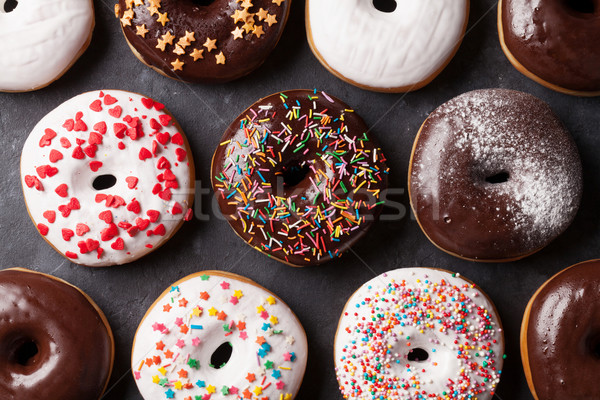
[{"left": 0, "top": 0, "right": 598, "bottom": 399}]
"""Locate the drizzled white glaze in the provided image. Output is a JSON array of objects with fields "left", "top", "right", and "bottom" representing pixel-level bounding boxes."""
[
  {"left": 132, "top": 271, "right": 308, "bottom": 400},
  {"left": 307, "top": 0, "right": 468, "bottom": 90},
  {"left": 21, "top": 90, "right": 194, "bottom": 267},
  {"left": 0, "top": 0, "right": 94, "bottom": 92}
]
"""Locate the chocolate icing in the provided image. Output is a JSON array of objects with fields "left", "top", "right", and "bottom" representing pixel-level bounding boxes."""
[
  {"left": 211, "top": 90, "right": 389, "bottom": 266},
  {"left": 525, "top": 260, "right": 600, "bottom": 399},
  {"left": 502, "top": 0, "right": 600, "bottom": 92},
  {"left": 409, "top": 89, "right": 582, "bottom": 261},
  {"left": 117, "top": 0, "right": 290, "bottom": 83},
  {"left": 0, "top": 269, "right": 113, "bottom": 400}
]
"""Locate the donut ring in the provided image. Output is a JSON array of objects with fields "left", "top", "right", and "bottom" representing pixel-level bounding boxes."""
[
  {"left": 0, "top": 267, "right": 114, "bottom": 400},
  {"left": 409, "top": 89, "right": 582, "bottom": 262},
  {"left": 211, "top": 90, "right": 389, "bottom": 266},
  {"left": 20, "top": 90, "right": 195, "bottom": 267},
  {"left": 498, "top": 0, "right": 600, "bottom": 96},
  {"left": 115, "top": 0, "right": 291, "bottom": 83},
  {"left": 334, "top": 267, "right": 505, "bottom": 400},
  {"left": 132, "top": 270, "right": 308, "bottom": 400},
  {"left": 0, "top": 0, "right": 94, "bottom": 92},
  {"left": 306, "top": 0, "right": 469, "bottom": 92},
  {"left": 521, "top": 259, "right": 600, "bottom": 400}
]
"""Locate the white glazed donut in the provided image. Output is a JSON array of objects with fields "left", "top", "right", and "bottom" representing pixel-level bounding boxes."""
[
  {"left": 20, "top": 90, "right": 195, "bottom": 267},
  {"left": 306, "top": 0, "right": 469, "bottom": 92},
  {"left": 0, "top": 0, "right": 95, "bottom": 92},
  {"left": 335, "top": 267, "right": 504, "bottom": 400},
  {"left": 132, "top": 270, "right": 308, "bottom": 400}
]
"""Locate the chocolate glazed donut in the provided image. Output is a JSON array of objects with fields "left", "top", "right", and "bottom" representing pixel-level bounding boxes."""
[
  {"left": 522, "top": 260, "right": 600, "bottom": 400},
  {"left": 0, "top": 268, "right": 114, "bottom": 400},
  {"left": 115, "top": 0, "right": 291, "bottom": 83},
  {"left": 409, "top": 89, "right": 582, "bottom": 262},
  {"left": 499, "top": 0, "right": 600, "bottom": 96}
]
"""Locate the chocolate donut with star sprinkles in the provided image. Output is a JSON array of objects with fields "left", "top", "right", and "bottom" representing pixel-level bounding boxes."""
[
  {"left": 115, "top": 0, "right": 290, "bottom": 83},
  {"left": 211, "top": 90, "right": 389, "bottom": 266}
]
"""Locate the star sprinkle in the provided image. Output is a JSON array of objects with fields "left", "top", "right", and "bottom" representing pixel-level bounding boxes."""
[
  {"left": 265, "top": 13, "right": 278, "bottom": 26},
  {"left": 203, "top": 37, "right": 217, "bottom": 52},
  {"left": 231, "top": 26, "right": 244, "bottom": 40},
  {"left": 171, "top": 58, "right": 184, "bottom": 71},
  {"left": 253, "top": 25, "right": 265, "bottom": 38},
  {"left": 220, "top": 281, "right": 230, "bottom": 289},
  {"left": 255, "top": 8, "right": 268, "bottom": 21},
  {"left": 215, "top": 51, "right": 226, "bottom": 65},
  {"left": 136, "top": 24, "right": 149, "bottom": 37},
  {"left": 156, "top": 11, "right": 169, "bottom": 26},
  {"left": 272, "top": 0, "right": 284, "bottom": 5},
  {"left": 190, "top": 48, "right": 204, "bottom": 61}
]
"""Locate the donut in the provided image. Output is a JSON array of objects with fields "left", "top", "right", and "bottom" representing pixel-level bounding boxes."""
[
  {"left": 0, "top": 267, "right": 114, "bottom": 399},
  {"left": 521, "top": 259, "right": 600, "bottom": 400},
  {"left": 498, "top": 0, "right": 600, "bottom": 96},
  {"left": 409, "top": 89, "right": 582, "bottom": 262},
  {"left": 334, "top": 267, "right": 505, "bottom": 399},
  {"left": 0, "top": 0, "right": 94, "bottom": 92},
  {"left": 211, "top": 89, "right": 389, "bottom": 266},
  {"left": 115, "top": 0, "right": 291, "bottom": 83},
  {"left": 20, "top": 90, "right": 195, "bottom": 267},
  {"left": 306, "top": 0, "right": 469, "bottom": 92},
  {"left": 131, "top": 270, "right": 308, "bottom": 400}
]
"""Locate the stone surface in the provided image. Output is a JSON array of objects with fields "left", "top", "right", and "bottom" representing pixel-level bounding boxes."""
[{"left": 0, "top": 0, "right": 598, "bottom": 399}]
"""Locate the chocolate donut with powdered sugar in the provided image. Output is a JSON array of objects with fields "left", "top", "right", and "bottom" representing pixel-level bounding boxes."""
[{"left": 408, "top": 89, "right": 582, "bottom": 262}]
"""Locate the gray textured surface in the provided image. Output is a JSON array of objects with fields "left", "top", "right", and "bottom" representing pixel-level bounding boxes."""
[{"left": 0, "top": 0, "right": 599, "bottom": 399}]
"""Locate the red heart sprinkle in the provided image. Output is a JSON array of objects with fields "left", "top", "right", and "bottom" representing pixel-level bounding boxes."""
[
  {"left": 141, "top": 98, "right": 154, "bottom": 109},
  {"left": 74, "top": 119, "right": 87, "bottom": 132},
  {"left": 152, "top": 184, "right": 162, "bottom": 195},
  {"left": 72, "top": 146, "right": 85, "bottom": 159},
  {"left": 111, "top": 237, "right": 125, "bottom": 250},
  {"left": 146, "top": 210, "right": 160, "bottom": 222},
  {"left": 159, "top": 114, "right": 172, "bottom": 127},
  {"left": 62, "top": 228, "right": 74, "bottom": 241},
  {"left": 172, "top": 202, "right": 183, "bottom": 215},
  {"left": 89, "top": 100, "right": 102, "bottom": 112},
  {"left": 39, "top": 129, "right": 57, "bottom": 147},
  {"left": 154, "top": 102, "right": 165, "bottom": 111},
  {"left": 58, "top": 205, "right": 71, "bottom": 218},
  {"left": 49, "top": 150, "right": 63, "bottom": 163},
  {"left": 89, "top": 132, "right": 103, "bottom": 145},
  {"left": 109, "top": 106, "right": 122, "bottom": 118},
  {"left": 126, "top": 176, "right": 138, "bottom": 189},
  {"left": 60, "top": 137, "right": 71, "bottom": 148},
  {"left": 95, "top": 194, "right": 107, "bottom": 203},
  {"left": 43, "top": 210, "right": 56, "bottom": 223},
  {"left": 171, "top": 132, "right": 184, "bottom": 145},
  {"left": 150, "top": 118, "right": 162, "bottom": 131},
  {"left": 63, "top": 119, "right": 74, "bottom": 131},
  {"left": 163, "top": 169, "right": 176, "bottom": 181},
  {"left": 165, "top": 180, "right": 179, "bottom": 189},
  {"left": 135, "top": 218, "right": 150, "bottom": 230},
  {"left": 175, "top": 148, "right": 187, "bottom": 162},
  {"left": 68, "top": 197, "right": 80, "bottom": 210},
  {"left": 99, "top": 210, "right": 113, "bottom": 223},
  {"left": 139, "top": 147, "right": 152, "bottom": 160},
  {"left": 156, "top": 157, "right": 170, "bottom": 170},
  {"left": 156, "top": 132, "right": 170, "bottom": 145},
  {"left": 127, "top": 199, "right": 141, "bottom": 214},
  {"left": 76, "top": 223, "right": 90, "bottom": 236},
  {"left": 86, "top": 238, "right": 100, "bottom": 251},
  {"left": 65, "top": 251, "right": 78, "bottom": 259},
  {"left": 184, "top": 208, "right": 193, "bottom": 221},
  {"left": 90, "top": 161, "right": 103, "bottom": 172},
  {"left": 158, "top": 188, "right": 172, "bottom": 201},
  {"left": 55, "top": 184, "right": 68, "bottom": 198},
  {"left": 93, "top": 121, "right": 107, "bottom": 134},
  {"left": 113, "top": 123, "right": 127, "bottom": 138},
  {"left": 83, "top": 144, "right": 97, "bottom": 158},
  {"left": 104, "top": 95, "right": 117, "bottom": 105},
  {"left": 153, "top": 224, "right": 166, "bottom": 236}
]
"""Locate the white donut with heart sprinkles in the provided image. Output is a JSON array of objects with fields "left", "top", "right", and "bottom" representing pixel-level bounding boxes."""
[
  {"left": 131, "top": 270, "right": 308, "bottom": 400},
  {"left": 20, "top": 90, "right": 195, "bottom": 267},
  {"left": 334, "top": 267, "right": 505, "bottom": 400}
]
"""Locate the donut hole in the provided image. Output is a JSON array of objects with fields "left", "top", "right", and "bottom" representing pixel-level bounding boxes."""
[
  {"left": 280, "top": 161, "right": 310, "bottom": 188},
  {"left": 2, "top": 0, "right": 18, "bottom": 13},
  {"left": 563, "top": 0, "right": 595, "bottom": 13},
  {"left": 372, "top": 0, "right": 397, "bottom": 13},
  {"left": 10, "top": 339, "right": 38, "bottom": 366},
  {"left": 209, "top": 342, "right": 233, "bottom": 369},
  {"left": 92, "top": 174, "right": 117, "bottom": 190},
  {"left": 485, "top": 171, "right": 510, "bottom": 184},
  {"left": 407, "top": 347, "right": 429, "bottom": 362}
]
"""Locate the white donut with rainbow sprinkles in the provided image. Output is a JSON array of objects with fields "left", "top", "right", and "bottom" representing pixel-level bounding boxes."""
[
  {"left": 132, "top": 270, "right": 308, "bottom": 400},
  {"left": 20, "top": 89, "right": 194, "bottom": 267},
  {"left": 334, "top": 267, "right": 504, "bottom": 400}
]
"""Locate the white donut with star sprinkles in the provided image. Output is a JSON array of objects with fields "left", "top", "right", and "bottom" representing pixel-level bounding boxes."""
[
  {"left": 335, "top": 267, "right": 504, "bottom": 400},
  {"left": 20, "top": 89, "right": 194, "bottom": 267},
  {"left": 131, "top": 270, "right": 308, "bottom": 400}
]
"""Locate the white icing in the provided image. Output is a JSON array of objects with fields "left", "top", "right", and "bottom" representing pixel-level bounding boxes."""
[
  {"left": 132, "top": 272, "right": 308, "bottom": 400},
  {"left": 0, "top": 0, "right": 94, "bottom": 92},
  {"left": 307, "top": 0, "right": 468, "bottom": 89},
  {"left": 21, "top": 90, "right": 194, "bottom": 267},
  {"left": 334, "top": 268, "right": 504, "bottom": 400}
]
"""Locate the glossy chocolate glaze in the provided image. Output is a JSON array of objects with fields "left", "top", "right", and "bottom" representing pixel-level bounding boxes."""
[
  {"left": 211, "top": 90, "right": 389, "bottom": 266},
  {"left": 502, "top": 0, "right": 600, "bottom": 92},
  {"left": 117, "top": 0, "right": 290, "bottom": 83},
  {"left": 0, "top": 269, "right": 113, "bottom": 400},
  {"left": 526, "top": 260, "right": 600, "bottom": 399},
  {"left": 409, "top": 89, "right": 582, "bottom": 261}
]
